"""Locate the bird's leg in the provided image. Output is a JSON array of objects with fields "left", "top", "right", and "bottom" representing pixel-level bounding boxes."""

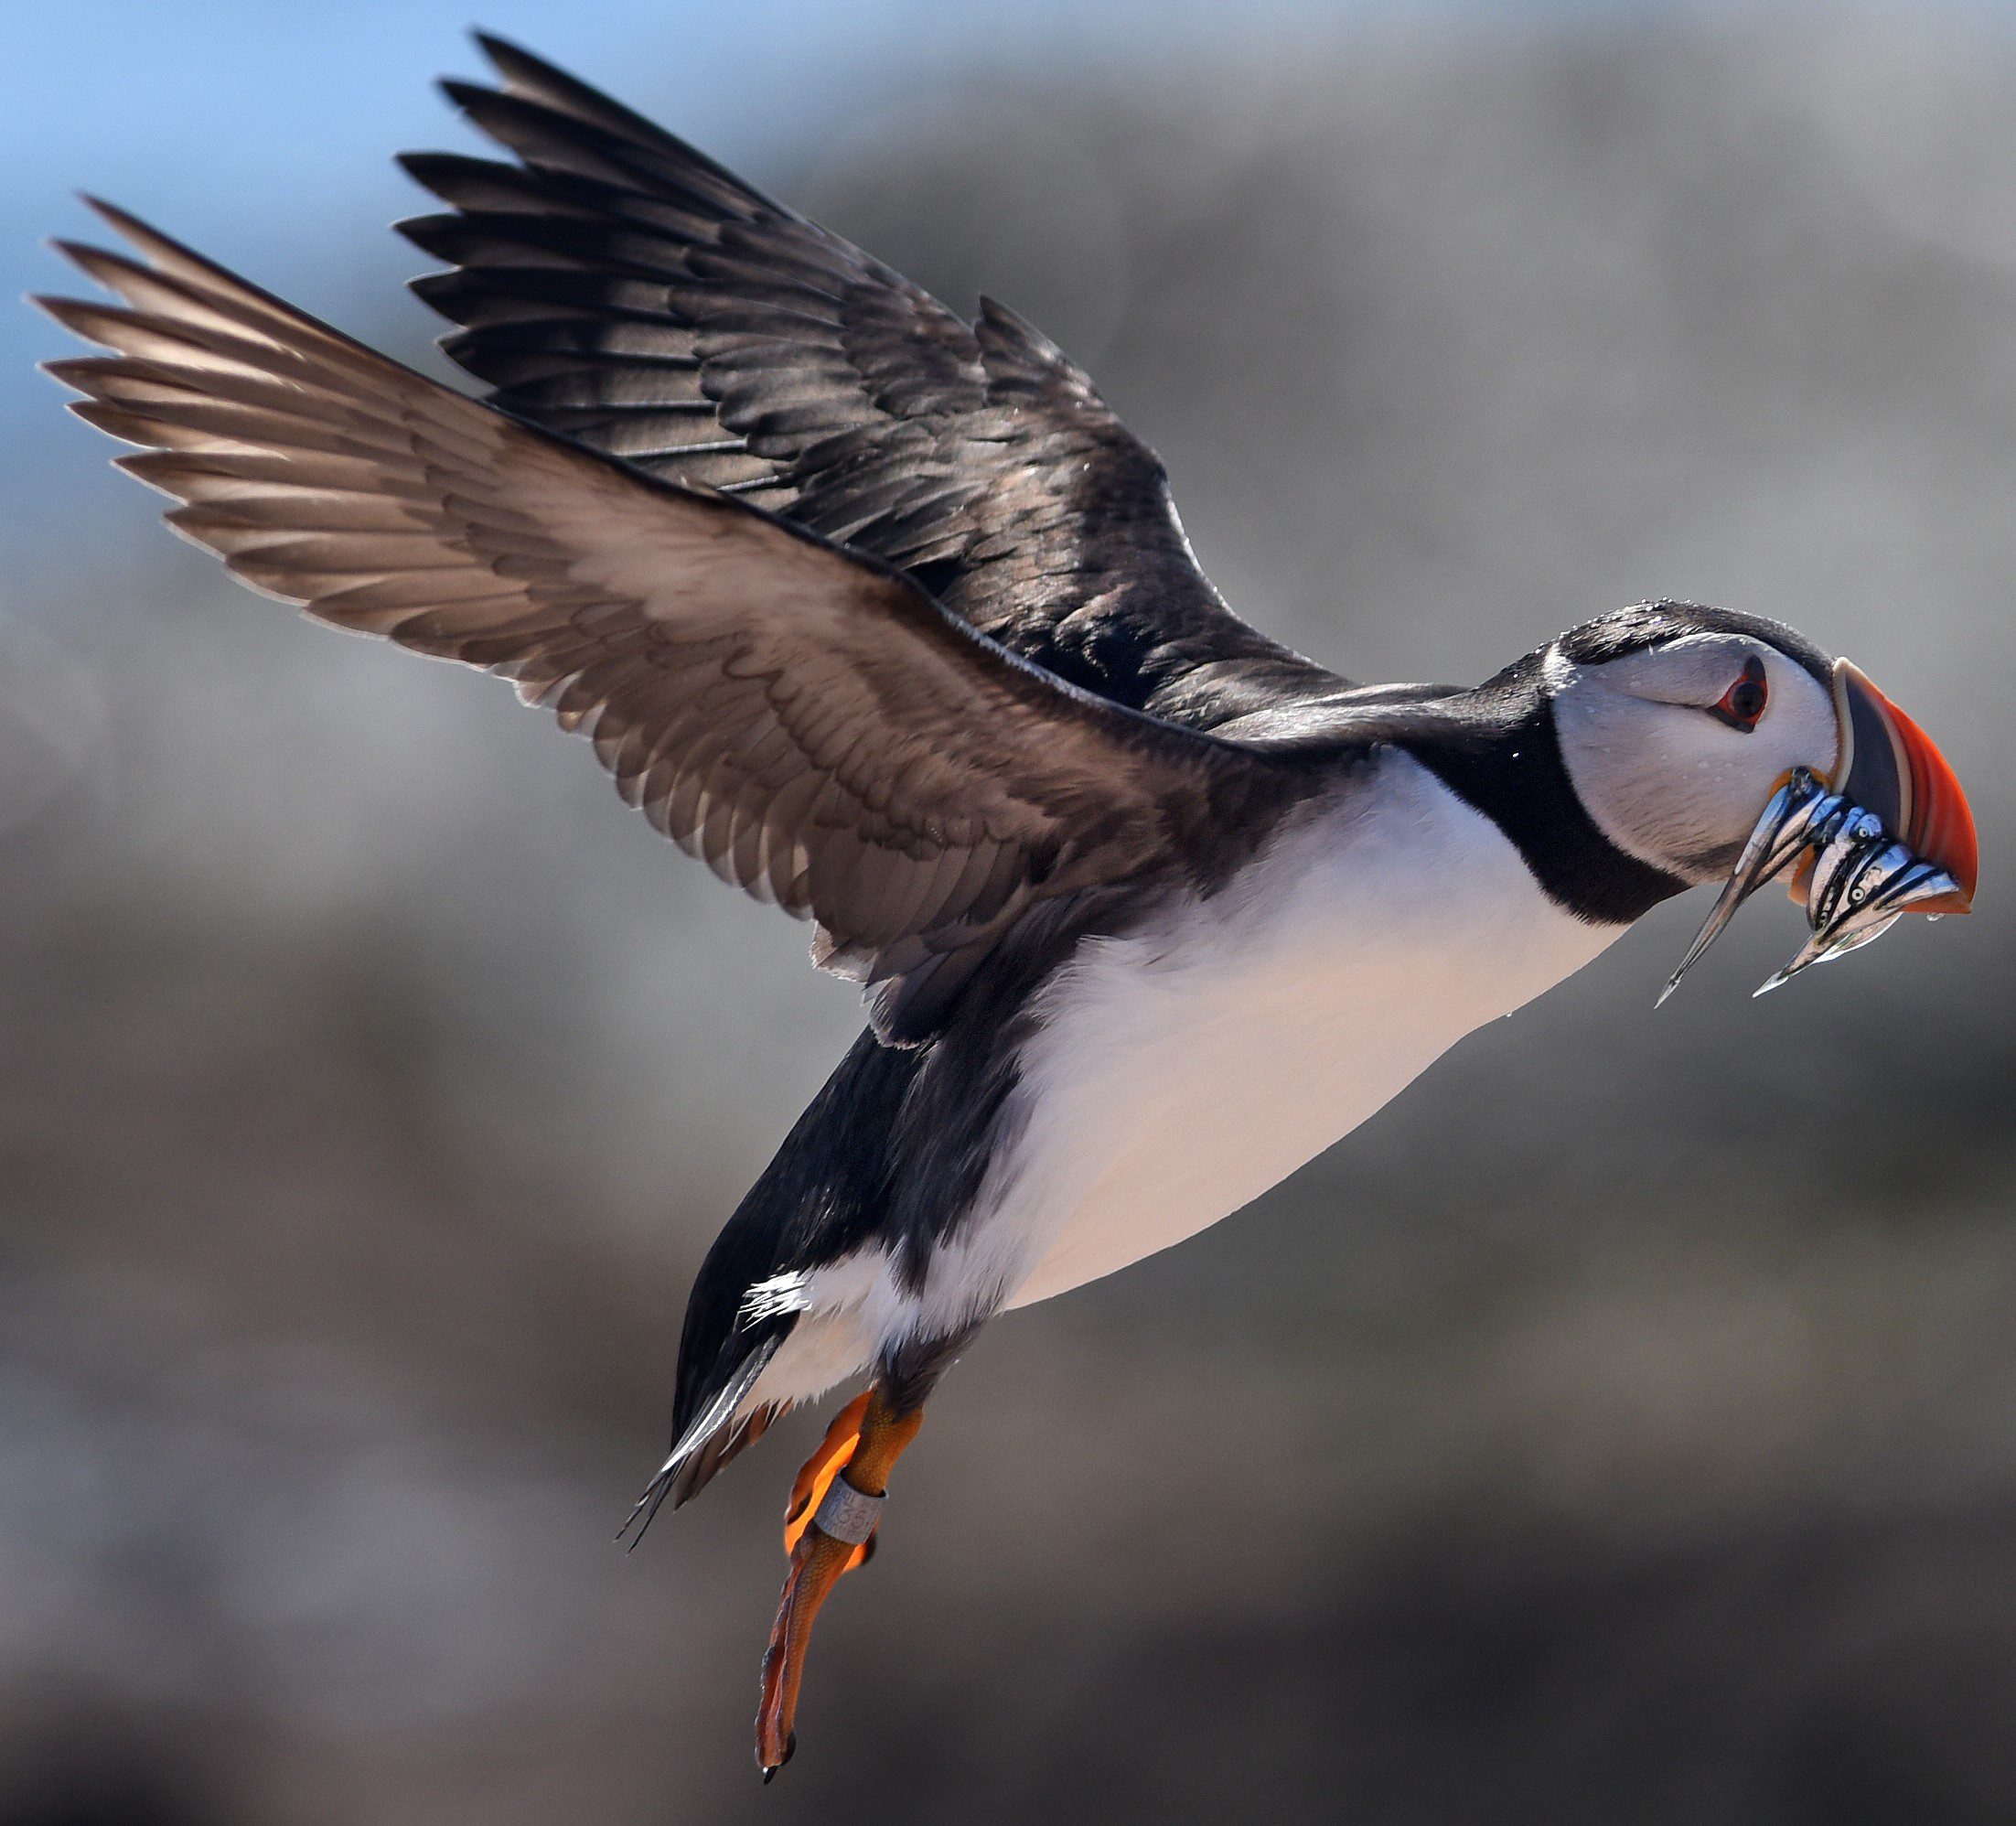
[
  {"left": 781, "top": 1388, "right": 873, "bottom": 1561},
  {"left": 755, "top": 1383, "right": 924, "bottom": 1778}
]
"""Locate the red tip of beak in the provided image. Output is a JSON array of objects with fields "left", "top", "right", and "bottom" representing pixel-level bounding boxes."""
[{"left": 1835, "top": 664, "right": 1978, "bottom": 910}]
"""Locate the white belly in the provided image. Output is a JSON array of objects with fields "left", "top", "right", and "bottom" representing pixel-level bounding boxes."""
[
  {"left": 988, "top": 751, "right": 1619, "bottom": 1310},
  {"left": 753, "top": 749, "right": 1623, "bottom": 1410}
]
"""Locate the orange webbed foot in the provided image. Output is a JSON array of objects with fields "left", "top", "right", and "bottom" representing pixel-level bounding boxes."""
[{"left": 755, "top": 1386, "right": 924, "bottom": 1779}]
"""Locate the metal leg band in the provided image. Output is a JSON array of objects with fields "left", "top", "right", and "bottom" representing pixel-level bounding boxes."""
[{"left": 811, "top": 1476, "right": 883, "bottom": 1546}]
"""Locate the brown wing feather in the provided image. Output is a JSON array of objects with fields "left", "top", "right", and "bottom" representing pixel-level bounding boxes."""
[{"left": 39, "top": 202, "right": 1309, "bottom": 1037}]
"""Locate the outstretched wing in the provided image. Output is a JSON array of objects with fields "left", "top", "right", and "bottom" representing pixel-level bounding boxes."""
[
  {"left": 39, "top": 203, "right": 1312, "bottom": 1041},
  {"left": 397, "top": 34, "right": 1344, "bottom": 729}
]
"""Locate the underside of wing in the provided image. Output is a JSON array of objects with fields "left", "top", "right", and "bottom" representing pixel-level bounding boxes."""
[
  {"left": 39, "top": 202, "right": 1313, "bottom": 1041},
  {"left": 398, "top": 35, "right": 1346, "bottom": 730}
]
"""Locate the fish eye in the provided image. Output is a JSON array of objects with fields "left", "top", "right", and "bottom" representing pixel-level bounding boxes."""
[{"left": 1709, "top": 658, "right": 1768, "bottom": 731}]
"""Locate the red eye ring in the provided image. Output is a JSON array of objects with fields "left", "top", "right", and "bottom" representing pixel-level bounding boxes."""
[{"left": 1710, "top": 658, "right": 1769, "bottom": 731}]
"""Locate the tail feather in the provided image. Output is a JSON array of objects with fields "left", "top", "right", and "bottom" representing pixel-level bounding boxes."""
[{"left": 618, "top": 1335, "right": 782, "bottom": 1549}]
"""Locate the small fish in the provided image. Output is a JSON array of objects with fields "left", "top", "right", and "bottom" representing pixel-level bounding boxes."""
[{"left": 1659, "top": 660, "right": 1976, "bottom": 1005}]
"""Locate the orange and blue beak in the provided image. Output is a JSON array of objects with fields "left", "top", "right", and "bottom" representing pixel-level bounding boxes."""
[
  {"left": 1824, "top": 661, "right": 1977, "bottom": 914},
  {"left": 1658, "top": 661, "right": 1977, "bottom": 1004}
]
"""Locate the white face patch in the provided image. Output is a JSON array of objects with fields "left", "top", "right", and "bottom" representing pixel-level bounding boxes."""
[{"left": 1551, "top": 634, "right": 1840, "bottom": 881}]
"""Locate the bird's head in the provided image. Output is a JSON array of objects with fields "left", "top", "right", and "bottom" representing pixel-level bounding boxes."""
[{"left": 1545, "top": 602, "right": 1977, "bottom": 993}]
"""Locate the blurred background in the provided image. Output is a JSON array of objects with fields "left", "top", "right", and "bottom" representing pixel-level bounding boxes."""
[{"left": 5, "top": 2, "right": 2016, "bottom": 1821}]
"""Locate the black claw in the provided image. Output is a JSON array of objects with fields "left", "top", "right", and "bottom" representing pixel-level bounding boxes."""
[{"left": 757, "top": 1733, "right": 797, "bottom": 1784}]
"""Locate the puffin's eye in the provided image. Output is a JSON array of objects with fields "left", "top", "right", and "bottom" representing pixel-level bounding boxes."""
[{"left": 1709, "top": 658, "right": 1768, "bottom": 731}]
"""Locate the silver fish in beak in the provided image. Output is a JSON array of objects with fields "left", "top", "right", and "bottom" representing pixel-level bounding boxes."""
[{"left": 1657, "top": 660, "right": 1978, "bottom": 1004}]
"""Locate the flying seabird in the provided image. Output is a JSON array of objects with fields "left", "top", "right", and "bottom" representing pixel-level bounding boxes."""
[{"left": 38, "top": 36, "right": 1978, "bottom": 1778}]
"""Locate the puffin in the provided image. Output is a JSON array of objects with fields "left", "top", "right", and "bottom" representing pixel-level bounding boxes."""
[{"left": 38, "top": 35, "right": 1978, "bottom": 1778}]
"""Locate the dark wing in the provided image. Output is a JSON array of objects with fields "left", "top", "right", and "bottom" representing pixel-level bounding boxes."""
[
  {"left": 396, "top": 34, "right": 1344, "bottom": 729},
  {"left": 39, "top": 203, "right": 1311, "bottom": 1041}
]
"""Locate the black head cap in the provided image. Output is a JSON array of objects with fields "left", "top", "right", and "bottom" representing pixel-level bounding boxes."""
[{"left": 1556, "top": 601, "right": 1834, "bottom": 686}]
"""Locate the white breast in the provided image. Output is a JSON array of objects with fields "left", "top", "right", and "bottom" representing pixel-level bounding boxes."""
[
  {"left": 755, "top": 749, "right": 1625, "bottom": 1410},
  {"left": 972, "top": 750, "right": 1620, "bottom": 1313}
]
